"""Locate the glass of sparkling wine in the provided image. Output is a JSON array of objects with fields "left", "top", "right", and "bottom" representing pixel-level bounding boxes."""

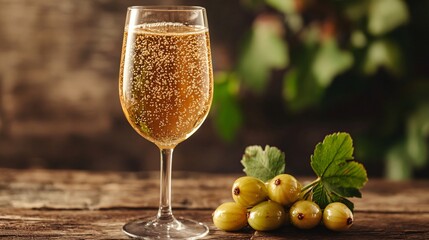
[{"left": 118, "top": 6, "right": 213, "bottom": 239}]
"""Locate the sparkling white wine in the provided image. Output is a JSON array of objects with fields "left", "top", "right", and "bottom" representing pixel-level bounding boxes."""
[{"left": 119, "top": 23, "right": 213, "bottom": 148}]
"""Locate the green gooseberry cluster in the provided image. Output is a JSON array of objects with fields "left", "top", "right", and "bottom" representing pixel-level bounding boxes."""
[{"left": 212, "top": 175, "right": 354, "bottom": 232}]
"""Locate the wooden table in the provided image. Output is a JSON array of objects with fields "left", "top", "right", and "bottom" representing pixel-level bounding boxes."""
[{"left": 0, "top": 168, "right": 428, "bottom": 239}]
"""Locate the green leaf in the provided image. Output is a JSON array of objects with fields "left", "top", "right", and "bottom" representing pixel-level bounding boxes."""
[
  {"left": 363, "top": 39, "right": 403, "bottom": 77},
  {"left": 406, "top": 103, "right": 429, "bottom": 168},
  {"left": 323, "top": 161, "right": 368, "bottom": 189},
  {"left": 238, "top": 16, "right": 289, "bottom": 93},
  {"left": 329, "top": 186, "right": 362, "bottom": 198},
  {"left": 312, "top": 183, "right": 331, "bottom": 209},
  {"left": 266, "top": 0, "right": 296, "bottom": 14},
  {"left": 241, "top": 145, "right": 285, "bottom": 182},
  {"left": 386, "top": 143, "right": 412, "bottom": 180},
  {"left": 283, "top": 68, "right": 299, "bottom": 101},
  {"left": 351, "top": 31, "right": 367, "bottom": 48},
  {"left": 310, "top": 132, "right": 354, "bottom": 177},
  {"left": 344, "top": 0, "right": 370, "bottom": 21},
  {"left": 368, "top": 0, "right": 409, "bottom": 36},
  {"left": 283, "top": 68, "right": 323, "bottom": 111},
  {"left": 307, "top": 133, "right": 368, "bottom": 210},
  {"left": 282, "top": 44, "right": 324, "bottom": 112},
  {"left": 264, "top": 0, "right": 303, "bottom": 33},
  {"left": 312, "top": 182, "right": 356, "bottom": 211},
  {"left": 285, "top": 13, "right": 303, "bottom": 33},
  {"left": 312, "top": 39, "right": 354, "bottom": 87},
  {"left": 212, "top": 72, "right": 243, "bottom": 142}
]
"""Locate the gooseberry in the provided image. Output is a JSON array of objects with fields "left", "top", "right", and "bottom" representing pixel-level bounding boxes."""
[
  {"left": 232, "top": 176, "right": 268, "bottom": 208},
  {"left": 289, "top": 200, "right": 322, "bottom": 229},
  {"left": 213, "top": 202, "right": 248, "bottom": 231},
  {"left": 323, "top": 202, "right": 354, "bottom": 231},
  {"left": 247, "top": 200, "right": 287, "bottom": 231}
]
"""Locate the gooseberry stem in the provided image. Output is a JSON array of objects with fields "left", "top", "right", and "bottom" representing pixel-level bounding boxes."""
[
  {"left": 301, "top": 178, "right": 320, "bottom": 200},
  {"left": 301, "top": 178, "right": 320, "bottom": 192}
]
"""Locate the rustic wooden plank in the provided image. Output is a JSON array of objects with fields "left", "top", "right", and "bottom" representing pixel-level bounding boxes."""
[
  {"left": 0, "top": 209, "right": 428, "bottom": 239},
  {"left": 353, "top": 179, "right": 429, "bottom": 213},
  {"left": 1, "top": 168, "right": 428, "bottom": 213},
  {"left": 253, "top": 212, "right": 429, "bottom": 240},
  {"left": 0, "top": 168, "right": 429, "bottom": 239},
  {"left": 0, "top": 169, "right": 236, "bottom": 210}
]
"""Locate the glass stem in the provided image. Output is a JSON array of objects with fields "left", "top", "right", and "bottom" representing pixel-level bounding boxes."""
[{"left": 157, "top": 148, "right": 175, "bottom": 222}]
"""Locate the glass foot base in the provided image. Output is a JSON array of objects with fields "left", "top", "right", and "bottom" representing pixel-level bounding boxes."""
[{"left": 122, "top": 217, "right": 209, "bottom": 239}]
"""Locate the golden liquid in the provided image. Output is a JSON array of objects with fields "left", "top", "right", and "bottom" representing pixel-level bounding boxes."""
[{"left": 119, "top": 23, "right": 213, "bottom": 148}]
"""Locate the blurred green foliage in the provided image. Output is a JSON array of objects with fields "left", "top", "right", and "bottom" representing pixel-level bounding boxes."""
[
  {"left": 211, "top": 0, "right": 429, "bottom": 179},
  {"left": 238, "top": 17, "right": 289, "bottom": 92},
  {"left": 212, "top": 72, "right": 243, "bottom": 142}
]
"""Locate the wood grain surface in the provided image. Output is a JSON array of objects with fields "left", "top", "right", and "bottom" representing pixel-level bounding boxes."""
[{"left": 0, "top": 168, "right": 428, "bottom": 239}]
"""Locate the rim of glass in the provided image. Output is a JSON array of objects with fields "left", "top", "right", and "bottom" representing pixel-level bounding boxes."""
[{"left": 128, "top": 6, "right": 206, "bottom": 11}]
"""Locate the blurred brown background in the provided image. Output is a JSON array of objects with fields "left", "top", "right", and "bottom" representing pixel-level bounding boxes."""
[
  {"left": 0, "top": 0, "right": 254, "bottom": 173},
  {"left": 0, "top": 0, "right": 428, "bottom": 178}
]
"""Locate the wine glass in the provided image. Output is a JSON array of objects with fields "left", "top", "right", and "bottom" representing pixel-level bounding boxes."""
[{"left": 118, "top": 6, "right": 213, "bottom": 239}]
